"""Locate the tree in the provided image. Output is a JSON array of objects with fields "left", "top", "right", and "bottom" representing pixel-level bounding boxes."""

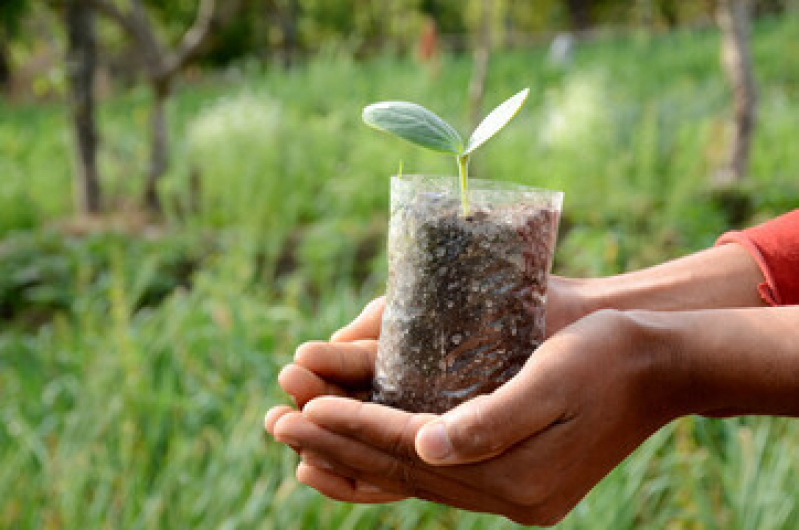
[
  {"left": 714, "top": 0, "right": 757, "bottom": 187},
  {"left": 89, "top": 0, "right": 218, "bottom": 213},
  {"left": 0, "top": 37, "right": 9, "bottom": 88},
  {"left": 0, "top": 0, "right": 30, "bottom": 89},
  {"left": 65, "top": 0, "right": 101, "bottom": 214},
  {"left": 564, "top": 0, "right": 592, "bottom": 31}
]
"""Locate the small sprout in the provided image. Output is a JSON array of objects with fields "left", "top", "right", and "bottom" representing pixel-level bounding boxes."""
[{"left": 363, "top": 88, "right": 529, "bottom": 215}]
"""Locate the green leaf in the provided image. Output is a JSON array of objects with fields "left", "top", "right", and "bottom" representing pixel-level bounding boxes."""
[
  {"left": 464, "top": 88, "right": 529, "bottom": 155},
  {"left": 362, "top": 102, "right": 464, "bottom": 155}
]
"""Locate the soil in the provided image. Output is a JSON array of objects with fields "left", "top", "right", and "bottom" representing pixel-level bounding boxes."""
[{"left": 372, "top": 191, "right": 560, "bottom": 413}]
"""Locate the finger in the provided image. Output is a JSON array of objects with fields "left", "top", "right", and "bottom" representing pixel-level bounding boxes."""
[
  {"left": 294, "top": 340, "right": 377, "bottom": 387},
  {"left": 414, "top": 336, "right": 571, "bottom": 465},
  {"left": 278, "top": 408, "right": 520, "bottom": 516},
  {"left": 303, "top": 397, "right": 435, "bottom": 459},
  {"left": 273, "top": 406, "right": 422, "bottom": 468},
  {"left": 278, "top": 364, "right": 350, "bottom": 408},
  {"left": 300, "top": 451, "right": 409, "bottom": 501},
  {"left": 265, "top": 405, "right": 295, "bottom": 435},
  {"left": 265, "top": 407, "right": 302, "bottom": 454},
  {"left": 330, "top": 297, "right": 385, "bottom": 342},
  {"left": 296, "top": 462, "right": 407, "bottom": 504}
]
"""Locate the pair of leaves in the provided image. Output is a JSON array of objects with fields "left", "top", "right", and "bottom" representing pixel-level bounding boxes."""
[{"left": 362, "top": 88, "right": 530, "bottom": 157}]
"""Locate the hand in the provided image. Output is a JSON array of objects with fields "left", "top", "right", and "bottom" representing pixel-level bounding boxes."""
[
  {"left": 265, "top": 245, "right": 790, "bottom": 523},
  {"left": 264, "top": 279, "right": 595, "bottom": 509},
  {"left": 267, "top": 309, "right": 679, "bottom": 525},
  {"left": 265, "top": 296, "right": 409, "bottom": 503}
]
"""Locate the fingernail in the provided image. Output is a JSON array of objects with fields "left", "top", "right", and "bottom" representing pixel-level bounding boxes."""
[
  {"left": 417, "top": 422, "right": 452, "bottom": 462},
  {"left": 301, "top": 452, "right": 334, "bottom": 471}
]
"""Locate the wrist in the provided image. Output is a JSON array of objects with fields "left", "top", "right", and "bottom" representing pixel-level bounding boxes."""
[
  {"left": 580, "top": 245, "right": 767, "bottom": 314},
  {"left": 626, "top": 306, "right": 799, "bottom": 418}
]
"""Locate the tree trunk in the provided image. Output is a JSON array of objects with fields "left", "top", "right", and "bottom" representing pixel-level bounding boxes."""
[
  {"left": 65, "top": 0, "right": 102, "bottom": 214},
  {"left": 714, "top": 0, "right": 757, "bottom": 187},
  {"left": 145, "top": 81, "right": 170, "bottom": 213},
  {"left": 658, "top": 0, "right": 680, "bottom": 29},
  {"left": 0, "top": 38, "right": 10, "bottom": 88},
  {"left": 90, "top": 0, "right": 217, "bottom": 214},
  {"left": 564, "top": 0, "right": 592, "bottom": 31},
  {"left": 278, "top": 0, "right": 300, "bottom": 69}
]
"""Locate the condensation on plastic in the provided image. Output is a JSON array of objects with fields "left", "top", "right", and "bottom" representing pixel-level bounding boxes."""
[{"left": 372, "top": 175, "right": 563, "bottom": 413}]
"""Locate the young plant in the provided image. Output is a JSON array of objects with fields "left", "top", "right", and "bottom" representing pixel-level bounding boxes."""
[{"left": 363, "top": 88, "right": 529, "bottom": 215}]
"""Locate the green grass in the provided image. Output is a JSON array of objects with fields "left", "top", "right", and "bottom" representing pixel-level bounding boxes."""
[{"left": 1, "top": 12, "right": 798, "bottom": 530}]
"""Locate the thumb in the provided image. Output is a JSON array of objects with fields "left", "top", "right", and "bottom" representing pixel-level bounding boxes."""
[
  {"left": 414, "top": 358, "right": 564, "bottom": 465},
  {"left": 330, "top": 297, "right": 385, "bottom": 342}
]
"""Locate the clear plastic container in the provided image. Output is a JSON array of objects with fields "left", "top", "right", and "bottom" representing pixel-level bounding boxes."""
[{"left": 372, "top": 175, "right": 563, "bottom": 413}]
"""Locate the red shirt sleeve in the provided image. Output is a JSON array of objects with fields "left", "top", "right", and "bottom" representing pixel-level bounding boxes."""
[{"left": 716, "top": 210, "right": 799, "bottom": 306}]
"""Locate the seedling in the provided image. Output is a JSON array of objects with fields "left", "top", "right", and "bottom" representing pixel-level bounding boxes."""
[{"left": 363, "top": 88, "right": 529, "bottom": 215}]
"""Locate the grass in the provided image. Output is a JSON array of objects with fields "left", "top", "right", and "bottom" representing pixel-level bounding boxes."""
[{"left": 1, "top": 11, "right": 798, "bottom": 530}]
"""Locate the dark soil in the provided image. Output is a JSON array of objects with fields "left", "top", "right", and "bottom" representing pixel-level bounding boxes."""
[{"left": 372, "top": 192, "right": 560, "bottom": 413}]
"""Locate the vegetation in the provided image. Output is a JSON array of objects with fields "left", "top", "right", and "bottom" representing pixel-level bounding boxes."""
[
  {"left": 363, "top": 88, "right": 529, "bottom": 214},
  {"left": 1, "top": 10, "right": 798, "bottom": 530}
]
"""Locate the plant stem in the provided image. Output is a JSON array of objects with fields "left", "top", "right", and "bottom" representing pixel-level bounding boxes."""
[{"left": 457, "top": 154, "right": 470, "bottom": 216}]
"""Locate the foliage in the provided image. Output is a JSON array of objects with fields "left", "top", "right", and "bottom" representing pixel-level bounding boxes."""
[
  {"left": 0, "top": 229, "right": 209, "bottom": 325},
  {"left": 1, "top": 11, "right": 799, "bottom": 529},
  {"left": 0, "top": 0, "right": 30, "bottom": 36},
  {"left": 363, "top": 88, "right": 529, "bottom": 214}
]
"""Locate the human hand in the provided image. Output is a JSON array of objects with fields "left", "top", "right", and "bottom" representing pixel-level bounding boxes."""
[
  {"left": 265, "top": 244, "right": 790, "bottom": 523},
  {"left": 264, "top": 278, "right": 596, "bottom": 510},
  {"left": 267, "top": 309, "right": 680, "bottom": 525},
  {"left": 265, "top": 296, "right": 411, "bottom": 503}
]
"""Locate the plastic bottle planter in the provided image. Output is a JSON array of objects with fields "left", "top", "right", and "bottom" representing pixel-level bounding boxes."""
[{"left": 372, "top": 175, "right": 563, "bottom": 413}]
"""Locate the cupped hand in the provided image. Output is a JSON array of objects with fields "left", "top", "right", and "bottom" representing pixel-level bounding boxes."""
[
  {"left": 268, "top": 309, "right": 680, "bottom": 526},
  {"left": 264, "top": 277, "right": 609, "bottom": 522}
]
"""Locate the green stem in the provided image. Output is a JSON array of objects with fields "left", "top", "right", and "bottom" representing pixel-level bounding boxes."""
[{"left": 457, "top": 154, "right": 470, "bottom": 216}]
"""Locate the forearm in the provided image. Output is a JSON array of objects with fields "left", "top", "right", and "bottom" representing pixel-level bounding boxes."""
[
  {"left": 636, "top": 306, "right": 799, "bottom": 418},
  {"left": 570, "top": 243, "right": 767, "bottom": 314}
]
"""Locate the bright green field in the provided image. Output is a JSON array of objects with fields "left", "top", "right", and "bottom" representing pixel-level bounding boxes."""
[{"left": 1, "top": 12, "right": 798, "bottom": 530}]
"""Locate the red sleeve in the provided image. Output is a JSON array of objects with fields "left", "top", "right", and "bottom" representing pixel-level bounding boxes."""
[{"left": 715, "top": 210, "right": 799, "bottom": 306}]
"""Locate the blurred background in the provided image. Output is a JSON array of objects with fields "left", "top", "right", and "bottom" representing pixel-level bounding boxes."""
[{"left": 1, "top": 0, "right": 797, "bottom": 528}]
